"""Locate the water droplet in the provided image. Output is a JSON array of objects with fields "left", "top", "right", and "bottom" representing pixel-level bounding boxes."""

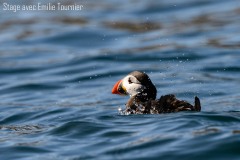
[{"left": 118, "top": 107, "right": 122, "bottom": 112}]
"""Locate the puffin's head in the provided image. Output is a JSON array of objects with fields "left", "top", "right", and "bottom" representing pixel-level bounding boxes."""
[{"left": 111, "top": 71, "right": 157, "bottom": 100}]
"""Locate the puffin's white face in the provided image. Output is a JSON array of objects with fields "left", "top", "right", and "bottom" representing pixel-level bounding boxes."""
[{"left": 112, "top": 75, "right": 146, "bottom": 97}]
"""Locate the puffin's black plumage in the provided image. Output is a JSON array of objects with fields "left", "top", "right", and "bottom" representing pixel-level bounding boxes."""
[
  {"left": 112, "top": 71, "right": 201, "bottom": 114},
  {"left": 125, "top": 93, "right": 201, "bottom": 114}
]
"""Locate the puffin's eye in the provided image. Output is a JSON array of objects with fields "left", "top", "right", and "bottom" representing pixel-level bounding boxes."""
[{"left": 128, "top": 78, "right": 132, "bottom": 84}]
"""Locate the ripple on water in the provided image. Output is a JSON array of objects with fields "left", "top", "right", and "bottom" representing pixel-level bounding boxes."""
[{"left": 0, "top": 0, "right": 240, "bottom": 159}]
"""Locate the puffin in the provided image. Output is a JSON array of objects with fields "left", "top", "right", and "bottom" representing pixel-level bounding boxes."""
[{"left": 112, "top": 71, "right": 201, "bottom": 114}]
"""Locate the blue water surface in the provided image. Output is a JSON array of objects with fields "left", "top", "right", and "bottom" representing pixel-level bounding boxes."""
[{"left": 0, "top": 0, "right": 240, "bottom": 159}]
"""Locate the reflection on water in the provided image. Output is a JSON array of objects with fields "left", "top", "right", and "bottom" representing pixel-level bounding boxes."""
[{"left": 0, "top": 0, "right": 240, "bottom": 159}]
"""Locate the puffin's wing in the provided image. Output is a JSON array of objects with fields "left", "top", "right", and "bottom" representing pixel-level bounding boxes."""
[{"left": 157, "top": 94, "right": 200, "bottom": 112}]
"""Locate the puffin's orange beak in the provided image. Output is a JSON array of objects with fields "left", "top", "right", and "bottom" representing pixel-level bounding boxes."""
[{"left": 111, "top": 79, "right": 127, "bottom": 95}]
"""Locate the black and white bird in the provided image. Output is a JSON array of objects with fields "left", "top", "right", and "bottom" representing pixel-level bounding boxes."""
[{"left": 112, "top": 71, "right": 201, "bottom": 114}]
